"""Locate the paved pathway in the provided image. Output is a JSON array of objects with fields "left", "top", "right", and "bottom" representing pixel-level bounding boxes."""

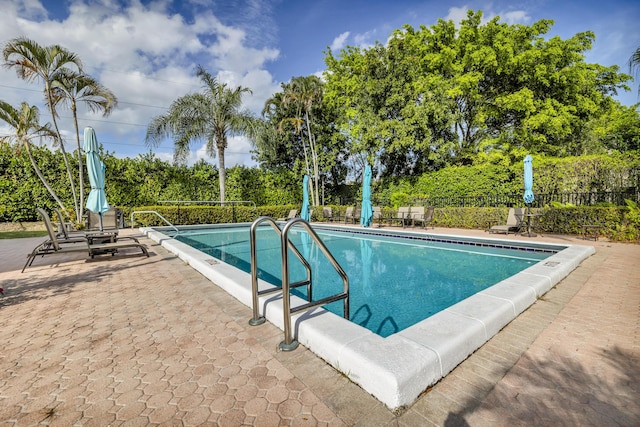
[{"left": 0, "top": 228, "right": 638, "bottom": 426}]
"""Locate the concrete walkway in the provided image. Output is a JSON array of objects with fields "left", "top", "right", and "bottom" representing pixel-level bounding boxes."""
[{"left": 0, "top": 228, "right": 638, "bottom": 426}]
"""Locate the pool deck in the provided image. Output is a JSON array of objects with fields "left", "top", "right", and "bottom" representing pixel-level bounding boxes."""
[{"left": 1, "top": 226, "right": 638, "bottom": 426}]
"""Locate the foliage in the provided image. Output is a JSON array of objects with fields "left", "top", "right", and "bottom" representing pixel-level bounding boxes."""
[
  {"left": 377, "top": 153, "right": 639, "bottom": 205},
  {"left": 3, "top": 36, "right": 84, "bottom": 220},
  {"left": 611, "top": 199, "right": 640, "bottom": 242},
  {"left": 0, "top": 100, "right": 64, "bottom": 209},
  {"left": 257, "top": 76, "right": 348, "bottom": 205},
  {"left": 0, "top": 144, "right": 304, "bottom": 222},
  {"left": 323, "top": 10, "right": 638, "bottom": 179},
  {"left": 145, "top": 64, "right": 258, "bottom": 203},
  {"left": 50, "top": 68, "right": 118, "bottom": 221},
  {"left": 0, "top": 230, "right": 48, "bottom": 239}
]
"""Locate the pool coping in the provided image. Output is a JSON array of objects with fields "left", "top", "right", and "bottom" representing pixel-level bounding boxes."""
[{"left": 141, "top": 224, "right": 595, "bottom": 410}]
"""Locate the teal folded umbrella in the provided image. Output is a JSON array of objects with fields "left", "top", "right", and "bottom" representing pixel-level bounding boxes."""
[
  {"left": 84, "top": 127, "right": 109, "bottom": 230},
  {"left": 301, "top": 175, "right": 311, "bottom": 221},
  {"left": 360, "top": 165, "right": 373, "bottom": 227}
]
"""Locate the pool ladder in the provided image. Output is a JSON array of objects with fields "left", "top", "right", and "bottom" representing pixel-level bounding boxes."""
[{"left": 249, "top": 216, "right": 349, "bottom": 351}]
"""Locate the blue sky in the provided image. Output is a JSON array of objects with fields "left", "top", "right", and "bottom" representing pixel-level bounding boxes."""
[{"left": 1, "top": 0, "right": 638, "bottom": 167}]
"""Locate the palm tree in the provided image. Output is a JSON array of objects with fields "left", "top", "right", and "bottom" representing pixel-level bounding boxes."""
[
  {"left": 277, "top": 76, "right": 324, "bottom": 206},
  {"left": 145, "top": 64, "right": 257, "bottom": 203},
  {"left": 50, "top": 69, "right": 118, "bottom": 220},
  {"left": 630, "top": 46, "right": 640, "bottom": 96},
  {"left": 0, "top": 101, "right": 65, "bottom": 208},
  {"left": 2, "top": 37, "right": 83, "bottom": 219}
]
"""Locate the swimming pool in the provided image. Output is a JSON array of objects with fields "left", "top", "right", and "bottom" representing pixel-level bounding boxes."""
[
  {"left": 170, "top": 225, "right": 554, "bottom": 337},
  {"left": 142, "top": 223, "right": 595, "bottom": 409}
]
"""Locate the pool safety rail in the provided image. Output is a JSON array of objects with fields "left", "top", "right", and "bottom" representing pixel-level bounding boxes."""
[
  {"left": 249, "top": 217, "right": 350, "bottom": 351},
  {"left": 130, "top": 210, "right": 179, "bottom": 234}
]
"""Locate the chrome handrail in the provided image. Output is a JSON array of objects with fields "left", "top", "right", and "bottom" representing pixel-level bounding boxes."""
[
  {"left": 248, "top": 217, "right": 349, "bottom": 352},
  {"left": 130, "top": 210, "right": 179, "bottom": 234},
  {"left": 279, "top": 218, "right": 349, "bottom": 351},
  {"left": 249, "top": 217, "right": 312, "bottom": 326}
]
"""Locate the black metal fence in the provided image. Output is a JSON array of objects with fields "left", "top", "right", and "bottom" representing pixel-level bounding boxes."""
[{"left": 408, "top": 188, "right": 639, "bottom": 208}]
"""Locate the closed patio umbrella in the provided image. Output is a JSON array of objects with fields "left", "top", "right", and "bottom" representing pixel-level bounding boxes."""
[
  {"left": 84, "top": 127, "right": 109, "bottom": 231},
  {"left": 359, "top": 164, "right": 373, "bottom": 227},
  {"left": 523, "top": 155, "right": 534, "bottom": 205},
  {"left": 301, "top": 175, "right": 311, "bottom": 221}
]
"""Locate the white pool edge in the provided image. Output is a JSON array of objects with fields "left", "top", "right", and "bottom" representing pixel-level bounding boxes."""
[{"left": 141, "top": 225, "right": 595, "bottom": 410}]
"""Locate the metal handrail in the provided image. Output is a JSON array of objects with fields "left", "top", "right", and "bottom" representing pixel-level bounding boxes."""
[
  {"left": 279, "top": 218, "right": 349, "bottom": 351},
  {"left": 248, "top": 217, "right": 350, "bottom": 352},
  {"left": 248, "top": 217, "right": 312, "bottom": 326},
  {"left": 130, "top": 210, "right": 179, "bottom": 233}
]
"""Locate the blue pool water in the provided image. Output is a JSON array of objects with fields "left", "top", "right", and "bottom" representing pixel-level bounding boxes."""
[{"left": 172, "top": 225, "right": 555, "bottom": 337}]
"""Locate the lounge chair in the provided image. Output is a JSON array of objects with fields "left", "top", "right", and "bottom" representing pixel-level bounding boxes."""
[
  {"left": 489, "top": 208, "right": 525, "bottom": 234},
  {"left": 389, "top": 206, "right": 411, "bottom": 228},
  {"left": 53, "top": 208, "right": 79, "bottom": 238},
  {"left": 411, "top": 206, "right": 435, "bottom": 229},
  {"left": 53, "top": 208, "right": 89, "bottom": 243},
  {"left": 22, "top": 208, "right": 149, "bottom": 273},
  {"left": 277, "top": 209, "right": 298, "bottom": 221}
]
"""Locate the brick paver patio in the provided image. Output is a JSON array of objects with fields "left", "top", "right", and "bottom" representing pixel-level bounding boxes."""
[{"left": 1, "top": 227, "right": 638, "bottom": 426}]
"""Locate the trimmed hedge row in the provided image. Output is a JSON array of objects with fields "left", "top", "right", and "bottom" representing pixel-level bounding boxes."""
[{"left": 124, "top": 204, "right": 639, "bottom": 243}]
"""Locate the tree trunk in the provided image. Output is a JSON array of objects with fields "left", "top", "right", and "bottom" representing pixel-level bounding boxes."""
[
  {"left": 72, "top": 102, "right": 85, "bottom": 221},
  {"left": 304, "top": 112, "right": 320, "bottom": 206},
  {"left": 218, "top": 141, "right": 226, "bottom": 204},
  {"left": 46, "top": 83, "right": 80, "bottom": 222},
  {"left": 24, "top": 139, "right": 65, "bottom": 209}
]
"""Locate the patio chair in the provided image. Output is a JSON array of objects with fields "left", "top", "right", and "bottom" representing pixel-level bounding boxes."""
[
  {"left": 372, "top": 206, "right": 384, "bottom": 227},
  {"left": 344, "top": 206, "right": 354, "bottom": 224},
  {"left": 322, "top": 207, "right": 338, "bottom": 222},
  {"left": 86, "top": 207, "right": 122, "bottom": 231},
  {"left": 489, "top": 207, "right": 525, "bottom": 234},
  {"left": 389, "top": 206, "right": 411, "bottom": 228},
  {"left": 23, "top": 208, "right": 149, "bottom": 273},
  {"left": 70, "top": 207, "right": 139, "bottom": 244},
  {"left": 344, "top": 206, "right": 361, "bottom": 224},
  {"left": 411, "top": 206, "right": 435, "bottom": 229},
  {"left": 277, "top": 209, "right": 298, "bottom": 221}
]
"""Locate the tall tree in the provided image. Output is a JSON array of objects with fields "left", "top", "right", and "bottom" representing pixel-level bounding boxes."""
[
  {"left": 630, "top": 45, "right": 640, "bottom": 96},
  {"left": 50, "top": 69, "right": 118, "bottom": 220},
  {"left": 2, "top": 37, "right": 83, "bottom": 219},
  {"left": 324, "top": 10, "right": 633, "bottom": 174},
  {"left": 145, "top": 65, "right": 257, "bottom": 203},
  {"left": 0, "top": 101, "right": 64, "bottom": 208},
  {"left": 262, "top": 76, "right": 331, "bottom": 206}
]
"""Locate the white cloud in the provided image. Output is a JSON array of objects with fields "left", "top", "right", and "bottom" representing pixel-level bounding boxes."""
[
  {"left": 0, "top": 0, "right": 279, "bottom": 166},
  {"left": 445, "top": 6, "right": 469, "bottom": 25},
  {"left": 330, "top": 31, "right": 350, "bottom": 51},
  {"left": 500, "top": 10, "right": 530, "bottom": 25},
  {"left": 445, "top": 5, "right": 530, "bottom": 27}
]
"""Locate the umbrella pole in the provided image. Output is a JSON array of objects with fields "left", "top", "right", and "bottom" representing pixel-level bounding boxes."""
[{"left": 99, "top": 213, "right": 104, "bottom": 232}]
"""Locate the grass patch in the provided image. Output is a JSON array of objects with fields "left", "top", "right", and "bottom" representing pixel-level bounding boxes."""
[{"left": 0, "top": 230, "right": 48, "bottom": 239}]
